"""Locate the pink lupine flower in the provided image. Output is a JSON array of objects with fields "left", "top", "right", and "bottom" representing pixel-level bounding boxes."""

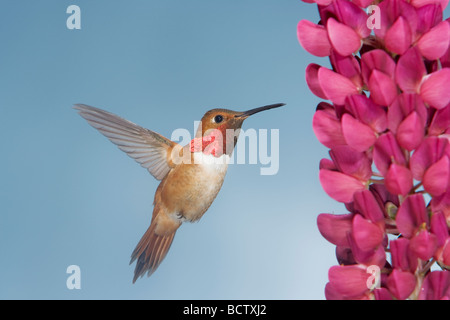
[
  {"left": 410, "top": 229, "right": 438, "bottom": 260},
  {"left": 327, "top": 18, "right": 362, "bottom": 56},
  {"left": 387, "top": 269, "right": 417, "bottom": 300},
  {"left": 312, "top": 103, "right": 347, "bottom": 148},
  {"left": 326, "top": 265, "right": 372, "bottom": 299},
  {"left": 297, "top": 21, "right": 331, "bottom": 57},
  {"left": 396, "top": 47, "right": 450, "bottom": 109},
  {"left": 317, "top": 213, "right": 353, "bottom": 246},
  {"left": 396, "top": 194, "right": 429, "bottom": 238},
  {"left": 384, "top": 163, "right": 413, "bottom": 196},
  {"left": 345, "top": 94, "right": 387, "bottom": 133},
  {"left": 319, "top": 168, "right": 366, "bottom": 203},
  {"left": 410, "top": 136, "right": 450, "bottom": 181},
  {"left": 373, "top": 132, "right": 407, "bottom": 175},
  {"left": 319, "top": 146, "right": 371, "bottom": 202},
  {"left": 298, "top": 0, "right": 450, "bottom": 299},
  {"left": 316, "top": 67, "right": 361, "bottom": 105},
  {"left": 353, "top": 190, "right": 385, "bottom": 223},
  {"left": 387, "top": 94, "right": 427, "bottom": 130},
  {"left": 341, "top": 113, "right": 377, "bottom": 151},
  {"left": 431, "top": 189, "right": 450, "bottom": 223},
  {"left": 429, "top": 103, "right": 450, "bottom": 136},
  {"left": 360, "top": 50, "right": 396, "bottom": 87},
  {"left": 330, "top": 146, "right": 372, "bottom": 181},
  {"left": 351, "top": 214, "right": 384, "bottom": 252},
  {"left": 385, "top": 17, "right": 412, "bottom": 55},
  {"left": 418, "top": 271, "right": 450, "bottom": 299},
  {"left": 423, "top": 155, "right": 450, "bottom": 196},
  {"left": 435, "top": 239, "right": 450, "bottom": 266},
  {"left": 374, "top": 0, "right": 418, "bottom": 41},
  {"left": 417, "top": 20, "right": 450, "bottom": 59},
  {"left": 390, "top": 238, "right": 417, "bottom": 272}
]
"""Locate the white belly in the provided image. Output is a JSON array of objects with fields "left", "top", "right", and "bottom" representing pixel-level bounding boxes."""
[
  {"left": 191, "top": 152, "right": 230, "bottom": 210},
  {"left": 164, "top": 152, "right": 231, "bottom": 222}
]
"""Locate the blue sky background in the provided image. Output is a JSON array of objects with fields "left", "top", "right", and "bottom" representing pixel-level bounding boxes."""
[{"left": 2, "top": 0, "right": 447, "bottom": 300}]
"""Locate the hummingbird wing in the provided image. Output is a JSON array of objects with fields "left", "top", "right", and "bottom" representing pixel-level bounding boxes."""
[{"left": 74, "top": 104, "right": 176, "bottom": 180}]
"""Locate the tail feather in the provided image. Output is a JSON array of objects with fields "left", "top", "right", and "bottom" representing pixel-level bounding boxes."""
[{"left": 130, "top": 222, "right": 177, "bottom": 283}]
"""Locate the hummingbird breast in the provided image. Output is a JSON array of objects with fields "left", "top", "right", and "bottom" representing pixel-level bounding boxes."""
[{"left": 158, "top": 152, "right": 230, "bottom": 222}]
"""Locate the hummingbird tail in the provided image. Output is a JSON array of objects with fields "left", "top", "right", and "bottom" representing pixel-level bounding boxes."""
[{"left": 130, "top": 220, "right": 177, "bottom": 283}]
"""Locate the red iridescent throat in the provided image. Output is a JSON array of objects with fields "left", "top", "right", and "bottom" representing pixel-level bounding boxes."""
[{"left": 190, "top": 128, "right": 225, "bottom": 157}]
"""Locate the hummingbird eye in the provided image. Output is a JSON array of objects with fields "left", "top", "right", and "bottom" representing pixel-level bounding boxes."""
[{"left": 214, "top": 115, "right": 224, "bottom": 123}]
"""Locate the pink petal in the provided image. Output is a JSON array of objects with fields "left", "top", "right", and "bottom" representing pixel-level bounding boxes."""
[
  {"left": 333, "top": 0, "right": 371, "bottom": 38},
  {"left": 436, "top": 239, "right": 450, "bottom": 267},
  {"left": 352, "top": 214, "right": 384, "bottom": 251},
  {"left": 418, "top": 271, "right": 450, "bottom": 300},
  {"left": 385, "top": 164, "right": 413, "bottom": 196},
  {"left": 430, "top": 211, "right": 449, "bottom": 246},
  {"left": 420, "top": 68, "right": 450, "bottom": 109},
  {"left": 330, "top": 52, "right": 363, "bottom": 88},
  {"left": 390, "top": 238, "right": 412, "bottom": 271},
  {"left": 336, "top": 246, "right": 356, "bottom": 265},
  {"left": 345, "top": 95, "right": 387, "bottom": 133},
  {"left": 297, "top": 20, "right": 332, "bottom": 57},
  {"left": 385, "top": 16, "right": 412, "bottom": 55},
  {"left": 423, "top": 156, "right": 450, "bottom": 197},
  {"left": 319, "top": 169, "right": 366, "bottom": 203},
  {"left": 353, "top": 190, "right": 385, "bottom": 223},
  {"left": 372, "top": 1, "right": 390, "bottom": 39},
  {"left": 318, "top": 67, "right": 359, "bottom": 105},
  {"left": 319, "top": 158, "right": 337, "bottom": 171},
  {"left": 431, "top": 189, "right": 450, "bottom": 226},
  {"left": 317, "top": 213, "right": 353, "bottom": 246},
  {"left": 368, "top": 70, "right": 398, "bottom": 106},
  {"left": 429, "top": 103, "right": 450, "bottom": 136},
  {"left": 361, "top": 49, "right": 396, "bottom": 86},
  {"left": 327, "top": 18, "right": 361, "bottom": 56},
  {"left": 324, "top": 282, "right": 344, "bottom": 300},
  {"left": 369, "top": 183, "right": 400, "bottom": 210},
  {"left": 375, "top": 0, "right": 418, "bottom": 40},
  {"left": 374, "top": 288, "right": 394, "bottom": 300},
  {"left": 328, "top": 265, "right": 370, "bottom": 298},
  {"left": 348, "top": 238, "right": 387, "bottom": 267},
  {"left": 329, "top": 145, "right": 372, "bottom": 181},
  {"left": 410, "top": 136, "right": 450, "bottom": 180},
  {"left": 410, "top": 0, "right": 449, "bottom": 11},
  {"left": 373, "top": 132, "right": 407, "bottom": 175},
  {"left": 312, "top": 105, "right": 347, "bottom": 148},
  {"left": 396, "top": 111, "right": 425, "bottom": 151},
  {"left": 387, "top": 269, "right": 416, "bottom": 300},
  {"left": 305, "top": 64, "right": 328, "bottom": 99},
  {"left": 352, "top": 0, "right": 375, "bottom": 7},
  {"left": 410, "top": 230, "right": 438, "bottom": 260},
  {"left": 416, "top": 3, "right": 443, "bottom": 35},
  {"left": 417, "top": 21, "right": 450, "bottom": 60},
  {"left": 396, "top": 194, "right": 428, "bottom": 238},
  {"left": 301, "top": 0, "right": 333, "bottom": 5},
  {"left": 396, "top": 47, "right": 426, "bottom": 93},
  {"left": 387, "top": 93, "right": 427, "bottom": 134},
  {"left": 441, "top": 37, "right": 450, "bottom": 68},
  {"left": 341, "top": 113, "right": 377, "bottom": 152}
]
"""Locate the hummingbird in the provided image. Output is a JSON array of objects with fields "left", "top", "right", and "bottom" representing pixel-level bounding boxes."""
[{"left": 74, "top": 102, "right": 284, "bottom": 283}]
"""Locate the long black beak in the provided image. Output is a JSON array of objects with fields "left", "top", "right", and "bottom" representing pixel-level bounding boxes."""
[{"left": 235, "top": 103, "right": 285, "bottom": 118}]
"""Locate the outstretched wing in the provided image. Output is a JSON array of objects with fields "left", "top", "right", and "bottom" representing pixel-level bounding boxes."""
[{"left": 74, "top": 104, "right": 175, "bottom": 180}]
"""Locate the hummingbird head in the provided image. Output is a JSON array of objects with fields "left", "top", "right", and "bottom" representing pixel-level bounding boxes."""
[
  {"left": 198, "top": 103, "right": 285, "bottom": 136},
  {"left": 193, "top": 103, "right": 285, "bottom": 156}
]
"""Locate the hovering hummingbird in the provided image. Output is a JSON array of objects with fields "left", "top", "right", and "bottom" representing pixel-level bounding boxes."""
[{"left": 74, "top": 103, "right": 284, "bottom": 283}]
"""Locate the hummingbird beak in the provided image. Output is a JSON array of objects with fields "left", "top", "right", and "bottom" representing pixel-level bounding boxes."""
[{"left": 235, "top": 103, "right": 285, "bottom": 119}]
